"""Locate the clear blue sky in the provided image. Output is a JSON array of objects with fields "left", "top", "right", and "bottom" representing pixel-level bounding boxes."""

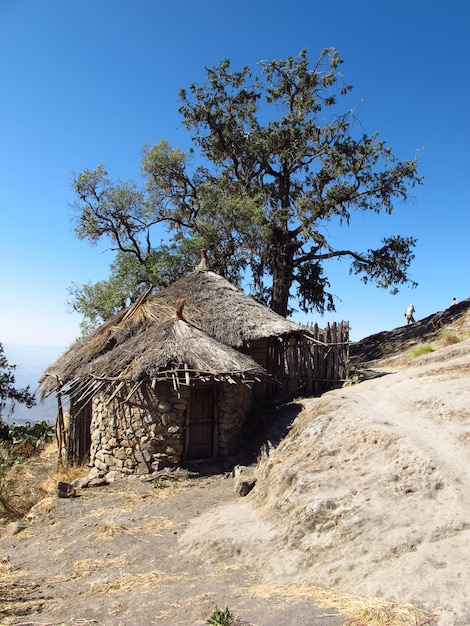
[{"left": 1, "top": 0, "right": 469, "bottom": 359}]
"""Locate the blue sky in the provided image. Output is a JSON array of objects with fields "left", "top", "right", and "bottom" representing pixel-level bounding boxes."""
[{"left": 1, "top": 0, "right": 469, "bottom": 375}]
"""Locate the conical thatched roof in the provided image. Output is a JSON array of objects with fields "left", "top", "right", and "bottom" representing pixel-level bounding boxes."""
[
  {"left": 151, "top": 268, "right": 303, "bottom": 347},
  {"left": 40, "top": 315, "right": 266, "bottom": 401},
  {"left": 40, "top": 265, "right": 304, "bottom": 399}
]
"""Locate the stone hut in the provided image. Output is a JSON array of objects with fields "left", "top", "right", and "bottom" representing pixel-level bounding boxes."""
[
  {"left": 40, "top": 253, "right": 348, "bottom": 475},
  {"left": 40, "top": 298, "right": 266, "bottom": 475}
]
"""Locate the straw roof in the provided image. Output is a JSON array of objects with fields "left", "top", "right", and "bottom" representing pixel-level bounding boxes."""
[
  {"left": 41, "top": 317, "right": 266, "bottom": 401},
  {"left": 152, "top": 268, "right": 303, "bottom": 347},
  {"left": 40, "top": 266, "right": 302, "bottom": 398}
]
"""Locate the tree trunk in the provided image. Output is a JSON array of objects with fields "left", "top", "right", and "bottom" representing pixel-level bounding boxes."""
[
  {"left": 271, "top": 272, "right": 290, "bottom": 317},
  {"left": 270, "top": 251, "right": 294, "bottom": 317}
]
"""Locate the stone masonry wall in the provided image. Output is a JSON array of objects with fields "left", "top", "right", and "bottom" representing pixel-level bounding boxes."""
[
  {"left": 217, "top": 382, "right": 253, "bottom": 457},
  {"left": 88, "top": 380, "right": 254, "bottom": 476},
  {"left": 89, "top": 382, "right": 188, "bottom": 476}
]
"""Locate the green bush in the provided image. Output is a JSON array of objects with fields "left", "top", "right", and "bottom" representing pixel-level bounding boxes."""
[
  {"left": 9, "top": 420, "right": 54, "bottom": 449},
  {"left": 205, "top": 606, "right": 239, "bottom": 626},
  {"left": 410, "top": 344, "right": 434, "bottom": 359}
]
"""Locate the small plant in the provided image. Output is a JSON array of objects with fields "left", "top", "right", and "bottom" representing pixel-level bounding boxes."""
[
  {"left": 205, "top": 606, "right": 239, "bottom": 626},
  {"left": 9, "top": 420, "right": 55, "bottom": 449},
  {"left": 410, "top": 344, "right": 434, "bottom": 359},
  {"left": 440, "top": 332, "right": 461, "bottom": 347},
  {"left": 151, "top": 469, "right": 189, "bottom": 490}
]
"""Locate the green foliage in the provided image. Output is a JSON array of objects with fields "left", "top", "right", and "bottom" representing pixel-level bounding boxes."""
[
  {"left": 0, "top": 420, "right": 54, "bottom": 468},
  {"left": 67, "top": 243, "right": 195, "bottom": 334},
  {"left": 0, "top": 420, "right": 54, "bottom": 519},
  {"left": 71, "top": 48, "right": 422, "bottom": 326},
  {"left": 0, "top": 342, "right": 36, "bottom": 435},
  {"left": 178, "top": 48, "right": 421, "bottom": 315},
  {"left": 410, "top": 344, "right": 434, "bottom": 359},
  {"left": 205, "top": 606, "right": 239, "bottom": 626},
  {"left": 9, "top": 420, "right": 55, "bottom": 450}
]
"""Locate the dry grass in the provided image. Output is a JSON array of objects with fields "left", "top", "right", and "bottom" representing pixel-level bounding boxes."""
[
  {"left": 42, "top": 460, "right": 89, "bottom": 492},
  {"left": 246, "top": 583, "right": 436, "bottom": 626},
  {"left": 0, "top": 558, "right": 47, "bottom": 622},
  {"left": 0, "top": 470, "right": 49, "bottom": 521},
  {"left": 97, "top": 521, "right": 128, "bottom": 537},
  {"left": 155, "top": 592, "right": 217, "bottom": 621},
  {"left": 91, "top": 569, "right": 188, "bottom": 595},
  {"left": 97, "top": 516, "right": 173, "bottom": 539},
  {"left": 74, "top": 556, "right": 129, "bottom": 571},
  {"left": 439, "top": 332, "right": 462, "bottom": 347},
  {"left": 0, "top": 442, "right": 83, "bottom": 522}
]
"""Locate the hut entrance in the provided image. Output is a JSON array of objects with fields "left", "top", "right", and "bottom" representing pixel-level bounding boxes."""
[
  {"left": 68, "top": 401, "right": 92, "bottom": 464},
  {"left": 186, "top": 386, "right": 216, "bottom": 460}
]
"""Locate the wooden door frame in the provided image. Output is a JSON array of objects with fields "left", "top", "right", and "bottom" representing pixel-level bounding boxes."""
[{"left": 183, "top": 383, "right": 219, "bottom": 461}]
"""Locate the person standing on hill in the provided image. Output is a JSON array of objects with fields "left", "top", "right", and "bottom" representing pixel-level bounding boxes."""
[
  {"left": 452, "top": 297, "right": 458, "bottom": 305},
  {"left": 405, "top": 304, "right": 415, "bottom": 325}
]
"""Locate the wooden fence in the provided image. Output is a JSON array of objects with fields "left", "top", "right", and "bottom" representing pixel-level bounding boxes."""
[
  {"left": 264, "top": 321, "right": 350, "bottom": 401},
  {"left": 304, "top": 321, "right": 350, "bottom": 395}
]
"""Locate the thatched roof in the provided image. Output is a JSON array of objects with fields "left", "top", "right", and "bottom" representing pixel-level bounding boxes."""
[
  {"left": 40, "top": 316, "right": 266, "bottom": 401},
  {"left": 151, "top": 268, "right": 303, "bottom": 347},
  {"left": 40, "top": 266, "right": 303, "bottom": 399}
]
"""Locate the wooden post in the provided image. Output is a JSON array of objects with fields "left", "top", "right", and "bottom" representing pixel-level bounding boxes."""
[{"left": 56, "top": 390, "right": 67, "bottom": 466}]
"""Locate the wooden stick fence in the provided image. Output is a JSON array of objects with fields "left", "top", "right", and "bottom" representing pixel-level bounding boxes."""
[{"left": 266, "top": 321, "right": 350, "bottom": 400}]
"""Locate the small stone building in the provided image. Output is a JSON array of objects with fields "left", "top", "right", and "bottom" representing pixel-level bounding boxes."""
[
  {"left": 41, "top": 307, "right": 266, "bottom": 475},
  {"left": 40, "top": 254, "right": 348, "bottom": 475}
]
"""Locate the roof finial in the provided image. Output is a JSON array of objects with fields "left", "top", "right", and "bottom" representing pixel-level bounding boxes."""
[
  {"left": 196, "top": 249, "right": 209, "bottom": 271},
  {"left": 174, "top": 298, "right": 185, "bottom": 320}
]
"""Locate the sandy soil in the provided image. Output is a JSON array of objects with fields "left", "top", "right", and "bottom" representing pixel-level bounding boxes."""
[
  {"left": 0, "top": 461, "right": 345, "bottom": 626},
  {"left": 184, "top": 339, "right": 470, "bottom": 626},
  {"left": 1, "top": 311, "right": 469, "bottom": 626}
]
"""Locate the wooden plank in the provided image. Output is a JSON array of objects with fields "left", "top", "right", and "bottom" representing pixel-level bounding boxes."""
[{"left": 186, "top": 386, "right": 215, "bottom": 460}]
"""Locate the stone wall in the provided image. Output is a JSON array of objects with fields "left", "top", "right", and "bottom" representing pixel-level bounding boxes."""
[
  {"left": 216, "top": 382, "right": 253, "bottom": 456},
  {"left": 87, "top": 380, "right": 253, "bottom": 476}
]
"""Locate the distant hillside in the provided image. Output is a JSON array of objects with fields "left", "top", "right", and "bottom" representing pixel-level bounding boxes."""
[
  {"left": 3, "top": 344, "right": 63, "bottom": 424},
  {"left": 8, "top": 394, "right": 57, "bottom": 425},
  {"left": 350, "top": 297, "right": 470, "bottom": 366}
]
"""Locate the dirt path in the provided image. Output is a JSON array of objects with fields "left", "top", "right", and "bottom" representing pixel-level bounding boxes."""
[
  {"left": 353, "top": 370, "right": 470, "bottom": 491},
  {"left": 0, "top": 470, "right": 345, "bottom": 626}
]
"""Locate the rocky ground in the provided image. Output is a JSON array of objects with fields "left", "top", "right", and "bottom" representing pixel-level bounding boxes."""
[
  {"left": 0, "top": 457, "right": 346, "bottom": 626},
  {"left": 1, "top": 300, "right": 469, "bottom": 626}
]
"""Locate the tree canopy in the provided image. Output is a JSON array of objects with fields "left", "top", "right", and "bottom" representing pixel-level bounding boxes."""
[{"left": 70, "top": 48, "right": 421, "bottom": 328}]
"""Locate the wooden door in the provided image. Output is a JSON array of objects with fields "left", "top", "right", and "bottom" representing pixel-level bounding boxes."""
[
  {"left": 69, "top": 401, "right": 92, "bottom": 464},
  {"left": 186, "top": 386, "right": 216, "bottom": 460}
]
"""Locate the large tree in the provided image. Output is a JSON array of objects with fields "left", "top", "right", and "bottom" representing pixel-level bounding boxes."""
[
  {"left": 71, "top": 48, "right": 421, "bottom": 325},
  {"left": 176, "top": 48, "right": 421, "bottom": 315}
]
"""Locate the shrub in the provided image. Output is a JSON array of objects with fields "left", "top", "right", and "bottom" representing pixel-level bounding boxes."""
[
  {"left": 410, "top": 344, "right": 434, "bottom": 359},
  {"left": 9, "top": 420, "right": 55, "bottom": 449},
  {"left": 205, "top": 606, "right": 239, "bottom": 626},
  {"left": 440, "top": 332, "right": 461, "bottom": 347}
]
